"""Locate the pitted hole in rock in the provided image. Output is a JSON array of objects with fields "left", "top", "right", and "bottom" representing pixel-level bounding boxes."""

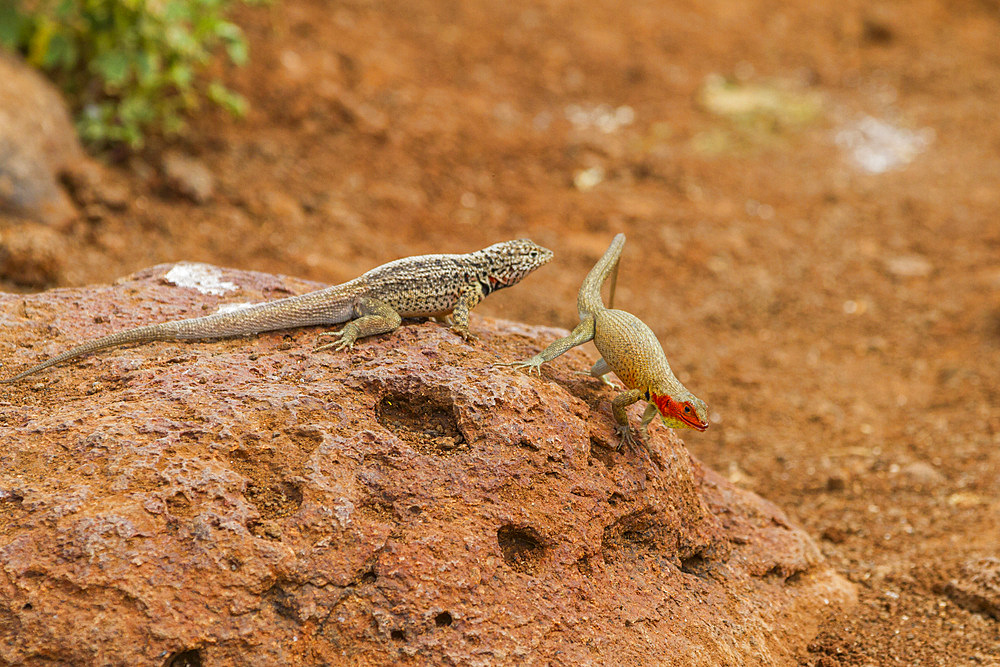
[
  {"left": 164, "top": 649, "right": 202, "bottom": 667},
  {"left": 376, "top": 390, "right": 466, "bottom": 455},
  {"left": 588, "top": 437, "right": 616, "bottom": 469},
  {"left": 358, "top": 492, "right": 395, "bottom": 522},
  {"left": 166, "top": 492, "right": 194, "bottom": 517},
  {"left": 497, "top": 525, "right": 546, "bottom": 574},
  {"left": 601, "top": 509, "right": 662, "bottom": 564},
  {"left": 390, "top": 629, "right": 406, "bottom": 641},
  {"left": 359, "top": 568, "right": 378, "bottom": 584},
  {"left": 0, "top": 489, "right": 24, "bottom": 505},
  {"left": 227, "top": 442, "right": 304, "bottom": 520},
  {"left": 785, "top": 570, "right": 805, "bottom": 585},
  {"left": 248, "top": 519, "right": 283, "bottom": 541},
  {"left": 760, "top": 563, "right": 809, "bottom": 585},
  {"left": 265, "top": 583, "right": 298, "bottom": 621},
  {"left": 435, "top": 611, "right": 453, "bottom": 627},
  {"left": 517, "top": 437, "right": 539, "bottom": 452},
  {"left": 680, "top": 549, "right": 713, "bottom": 578},
  {"left": 285, "top": 427, "right": 324, "bottom": 453},
  {"left": 245, "top": 479, "right": 303, "bottom": 520}
]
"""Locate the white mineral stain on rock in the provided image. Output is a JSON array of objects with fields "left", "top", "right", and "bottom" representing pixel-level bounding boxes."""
[{"left": 163, "top": 263, "right": 239, "bottom": 296}]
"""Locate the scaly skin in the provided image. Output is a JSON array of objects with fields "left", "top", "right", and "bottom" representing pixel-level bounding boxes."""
[
  {"left": 507, "top": 233, "right": 708, "bottom": 449},
  {"left": 2, "top": 239, "right": 553, "bottom": 383}
]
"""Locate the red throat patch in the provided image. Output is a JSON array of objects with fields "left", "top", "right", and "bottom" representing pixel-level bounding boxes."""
[{"left": 651, "top": 393, "right": 708, "bottom": 431}]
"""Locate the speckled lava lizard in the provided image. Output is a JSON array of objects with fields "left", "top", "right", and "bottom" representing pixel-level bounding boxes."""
[
  {"left": 2, "top": 239, "right": 553, "bottom": 383},
  {"left": 506, "top": 233, "right": 708, "bottom": 449}
]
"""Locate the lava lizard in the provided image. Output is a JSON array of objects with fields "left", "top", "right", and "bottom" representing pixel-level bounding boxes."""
[
  {"left": 506, "top": 233, "right": 708, "bottom": 448},
  {"left": 2, "top": 239, "right": 553, "bottom": 383}
]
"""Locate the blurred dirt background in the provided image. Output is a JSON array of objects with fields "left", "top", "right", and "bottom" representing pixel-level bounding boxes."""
[{"left": 2, "top": 0, "right": 999, "bottom": 664}]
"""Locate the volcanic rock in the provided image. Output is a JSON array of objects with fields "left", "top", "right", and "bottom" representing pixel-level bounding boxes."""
[{"left": 0, "top": 265, "right": 855, "bottom": 665}]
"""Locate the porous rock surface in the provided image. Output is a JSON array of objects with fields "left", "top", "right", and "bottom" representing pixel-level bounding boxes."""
[{"left": 0, "top": 265, "right": 855, "bottom": 666}]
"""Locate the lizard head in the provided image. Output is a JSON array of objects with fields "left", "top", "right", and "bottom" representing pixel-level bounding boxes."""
[
  {"left": 480, "top": 239, "right": 554, "bottom": 290},
  {"left": 650, "top": 391, "right": 709, "bottom": 431}
]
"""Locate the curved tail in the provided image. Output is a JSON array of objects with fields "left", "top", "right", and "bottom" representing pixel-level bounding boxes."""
[{"left": 577, "top": 233, "right": 625, "bottom": 316}]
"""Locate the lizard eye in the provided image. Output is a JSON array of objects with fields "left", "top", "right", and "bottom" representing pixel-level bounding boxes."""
[{"left": 683, "top": 405, "right": 691, "bottom": 413}]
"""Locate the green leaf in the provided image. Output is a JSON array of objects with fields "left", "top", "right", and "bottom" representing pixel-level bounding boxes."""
[
  {"left": 169, "top": 62, "right": 193, "bottom": 88},
  {"left": 16, "top": 0, "right": 261, "bottom": 149},
  {"left": 164, "top": 0, "right": 192, "bottom": 22},
  {"left": 163, "top": 113, "right": 187, "bottom": 135},
  {"left": 0, "top": 5, "right": 28, "bottom": 50},
  {"left": 208, "top": 81, "right": 247, "bottom": 116},
  {"left": 135, "top": 50, "right": 162, "bottom": 87},
  {"left": 214, "top": 20, "right": 242, "bottom": 41},
  {"left": 93, "top": 49, "right": 131, "bottom": 88},
  {"left": 26, "top": 15, "right": 55, "bottom": 68},
  {"left": 46, "top": 33, "right": 77, "bottom": 70},
  {"left": 225, "top": 36, "right": 247, "bottom": 65}
]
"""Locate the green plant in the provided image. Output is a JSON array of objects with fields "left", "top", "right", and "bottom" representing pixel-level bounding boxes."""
[{"left": 0, "top": 0, "right": 261, "bottom": 148}]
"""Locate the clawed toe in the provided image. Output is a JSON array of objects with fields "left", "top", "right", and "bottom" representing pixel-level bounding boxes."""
[
  {"left": 497, "top": 357, "right": 544, "bottom": 374},
  {"left": 451, "top": 327, "right": 478, "bottom": 342},
  {"left": 616, "top": 424, "right": 639, "bottom": 451},
  {"left": 313, "top": 331, "right": 354, "bottom": 353}
]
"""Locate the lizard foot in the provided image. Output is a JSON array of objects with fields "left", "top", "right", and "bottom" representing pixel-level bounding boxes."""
[
  {"left": 314, "top": 330, "right": 356, "bottom": 353},
  {"left": 616, "top": 424, "right": 662, "bottom": 466},
  {"left": 451, "top": 326, "right": 479, "bottom": 343},
  {"left": 571, "top": 370, "right": 621, "bottom": 389},
  {"left": 615, "top": 423, "right": 640, "bottom": 452},
  {"left": 496, "top": 355, "right": 546, "bottom": 375}
]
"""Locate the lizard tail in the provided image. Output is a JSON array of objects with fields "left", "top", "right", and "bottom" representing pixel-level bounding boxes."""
[
  {"left": 1, "top": 324, "right": 180, "bottom": 383},
  {"left": 2, "top": 285, "right": 357, "bottom": 383},
  {"left": 577, "top": 233, "right": 625, "bottom": 316}
]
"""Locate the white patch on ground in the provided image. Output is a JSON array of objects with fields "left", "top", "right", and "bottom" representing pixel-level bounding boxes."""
[
  {"left": 565, "top": 103, "right": 635, "bottom": 133},
  {"left": 573, "top": 165, "right": 605, "bottom": 191},
  {"left": 163, "top": 263, "right": 239, "bottom": 296},
  {"left": 835, "top": 116, "right": 934, "bottom": 174}
]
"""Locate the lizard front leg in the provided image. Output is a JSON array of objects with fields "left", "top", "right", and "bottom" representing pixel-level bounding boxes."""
[
  {"left": 503, "top": 315, "right": 596, "bottom": 374},
  {"left": 314, "top": 297, "right": 402, "bottom": 352},
  {"left": 450, "top": 283, "right": 485, "bottom": 341},
  {"left": 611, "top": 388, "right": 644, "bottom": 450}
]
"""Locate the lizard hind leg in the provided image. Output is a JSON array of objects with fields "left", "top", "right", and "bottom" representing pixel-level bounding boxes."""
[
  {"left": 314, "top": 297, "right": 402, "bottom": 352},
  {"left": 572, "top": 357, "right": 621, "bottom": 388},
  {"left": 589, "top": 357, "right": 610, "bottom": 378}
]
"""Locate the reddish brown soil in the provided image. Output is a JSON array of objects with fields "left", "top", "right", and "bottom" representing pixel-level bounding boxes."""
[{"left": 6, "top": 0, "right": 1000, "bottom": 663}]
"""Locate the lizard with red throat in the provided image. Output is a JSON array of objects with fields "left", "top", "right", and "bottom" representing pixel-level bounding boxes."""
[{"left": 506, "top": 233, "right": 708, "bottom": 449}]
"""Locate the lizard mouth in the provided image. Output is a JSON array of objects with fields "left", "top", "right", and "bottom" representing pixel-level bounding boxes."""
[{"left": 684, "top": 416, "right": 709, "bottom": 432}]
